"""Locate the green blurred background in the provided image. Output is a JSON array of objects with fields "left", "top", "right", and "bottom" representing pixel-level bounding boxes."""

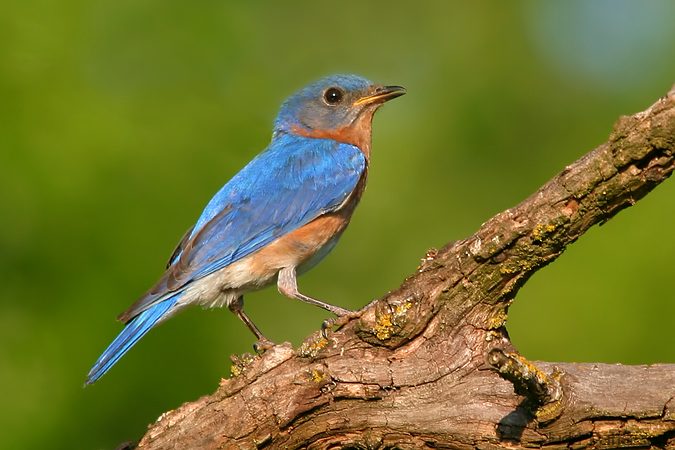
[{"left": 1, "top": 1, "right": 674, "bottom": 448}]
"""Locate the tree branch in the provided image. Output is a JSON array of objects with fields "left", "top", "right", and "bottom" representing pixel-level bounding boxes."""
[{"left": 134, "top": 86, "right": 675, "bottom": 449}]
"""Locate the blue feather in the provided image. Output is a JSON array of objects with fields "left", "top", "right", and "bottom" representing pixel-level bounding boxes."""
[
  {"left": 189, "top": 134, "right": 366, "bottom": 272},
  {"left": 85, "top": 293, "right": 181, "bottom": 385},
  {"left": 122, "top": 134, "right": 366, "bottom": 318}
]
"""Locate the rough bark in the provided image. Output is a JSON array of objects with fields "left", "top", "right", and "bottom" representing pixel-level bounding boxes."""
[{"left": 134, "top": 86, "right": 675, "bottom": 449}]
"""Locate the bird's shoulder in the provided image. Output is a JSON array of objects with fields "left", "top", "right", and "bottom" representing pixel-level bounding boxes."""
[{"left": 190, "top": 133, "right": 366, "bottom": 234}]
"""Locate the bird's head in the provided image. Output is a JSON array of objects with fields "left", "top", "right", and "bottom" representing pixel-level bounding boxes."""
[{"left": 274, "top": 74, "right": 405, "bottom": 154}]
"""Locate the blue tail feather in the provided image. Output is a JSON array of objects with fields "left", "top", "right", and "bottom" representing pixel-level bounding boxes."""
[{"left": 86, "top": 294, "right": 181, "bottom": 385}]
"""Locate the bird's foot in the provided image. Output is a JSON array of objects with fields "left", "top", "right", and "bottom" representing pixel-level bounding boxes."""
[
  {"left": 253, "top": 338, "right": 275, "bottom": 354},
  {"left": 321, "top": 310, "right": 361, "bottom": 339}
]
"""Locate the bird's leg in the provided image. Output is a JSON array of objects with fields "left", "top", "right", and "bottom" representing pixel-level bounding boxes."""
[
  {"left": 277, "top": 267, "right": 360, "bottom": 338},
  {"left": 228, "top": 296, "right": 274, "bottom": 352},
  {"left": 277, "top": 266, "right": 352, "bottom": 316},
  {"left": 277, "top": 267, "right": 358, "bottom": 339}
]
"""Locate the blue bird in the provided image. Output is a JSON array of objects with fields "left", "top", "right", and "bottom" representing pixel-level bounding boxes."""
[{"left": 86, "top": 74, "right": 405, "bottom": 384}]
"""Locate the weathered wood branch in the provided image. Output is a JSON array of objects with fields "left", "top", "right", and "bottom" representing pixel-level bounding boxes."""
[{"left": 135, "top": 86, "right": 675, "bottom": 449}]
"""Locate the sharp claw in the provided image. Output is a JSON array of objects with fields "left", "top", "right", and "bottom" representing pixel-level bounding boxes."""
[
  {"left": 253, "top": 338, "right": 275, "bottom": 354},
  {"left": 321, "top": 319, "right": 334, "bottom": 339},
  {"left": 321, "top": 310, "right": 362, "bottom": 339}
]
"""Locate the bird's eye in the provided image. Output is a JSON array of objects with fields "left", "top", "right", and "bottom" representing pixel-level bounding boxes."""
[{"left": 323, "top": 87, "right": 344, "bottom": 105}]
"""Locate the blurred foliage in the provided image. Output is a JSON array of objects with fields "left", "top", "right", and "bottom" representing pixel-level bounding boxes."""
[{"left": 1, "top": 1, "right": 674, "bottom": 449}]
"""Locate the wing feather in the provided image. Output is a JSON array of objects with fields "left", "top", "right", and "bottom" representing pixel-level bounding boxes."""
[{"left": 119, "top": 134, "right": 366, "bottom": 322}]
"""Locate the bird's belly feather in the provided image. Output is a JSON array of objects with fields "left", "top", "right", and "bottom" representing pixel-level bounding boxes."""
[{"left": 182, "top": 211, "right": 351, "bottom": 309}]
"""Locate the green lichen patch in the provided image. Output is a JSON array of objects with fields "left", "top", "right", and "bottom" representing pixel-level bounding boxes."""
[{"left": 499, "top": 257, "right": 536, "bottom": 275}]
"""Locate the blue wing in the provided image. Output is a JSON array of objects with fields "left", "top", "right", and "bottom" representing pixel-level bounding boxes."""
[{"left": 119, "top": 133, "right": 366, "bottom": 321}]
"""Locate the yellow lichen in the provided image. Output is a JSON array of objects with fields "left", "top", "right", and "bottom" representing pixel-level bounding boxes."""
[
  {"left": 532, "top": 223, "right": 557, "bottom": 242},
  {"left": 500, "top": 257, "right": 536, "bottom": 275},
  {"left": 297, "top": 335, "right": 329, "bottom": 358},
  {"left": 374, "top": 314, "right": 393, "bottom": 340},
  {"left": 373, "top": 301, "right": 413, "bottom": 340},
  {"left": 309, "top": 368, "right": 327, "bottom": 383},
  {"left": 488, "top": 308, "right": 508, "bottom": 329},
  {"left": 394, "top": 301, "right": 412, "bottom": 316},
  {"left": 535, "top": 369, "right": 564, "bottom": 423},
  {"left": 229, "top": 352, "right": 256, "bottom": 377},
  {"left": 499, "top": 264, "right": 519, "bottom": 275}
]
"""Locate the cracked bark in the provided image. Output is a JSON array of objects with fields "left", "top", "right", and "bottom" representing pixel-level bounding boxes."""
[{"left": 133, "top": 86, "right": 675, "bottom": 449}]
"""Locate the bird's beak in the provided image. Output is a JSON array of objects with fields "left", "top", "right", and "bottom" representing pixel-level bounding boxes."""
[{"left": 354, "top": 85, "right": 406, "bottom": 106}]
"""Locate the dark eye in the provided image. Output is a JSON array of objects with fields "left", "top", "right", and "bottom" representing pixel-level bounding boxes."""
[{"left": 323, "top": 87, "right": 344, "bottom": 105}]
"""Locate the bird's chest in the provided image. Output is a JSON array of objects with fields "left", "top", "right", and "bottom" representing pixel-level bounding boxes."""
[{"left": 247, "top": 170, "right": 368, "bottom": 275}]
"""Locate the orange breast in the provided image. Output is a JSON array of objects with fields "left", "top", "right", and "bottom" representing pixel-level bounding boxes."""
[
  {"left": 245, "top": 209, "right": 350, "bottom": 279},
  {"left": 244, "top": 172, "right": 368, "bottom": 283}
]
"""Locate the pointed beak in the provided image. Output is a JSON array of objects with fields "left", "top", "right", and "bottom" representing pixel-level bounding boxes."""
[{"left": 354, "top": 85, "right": 406, "bottom": 106}]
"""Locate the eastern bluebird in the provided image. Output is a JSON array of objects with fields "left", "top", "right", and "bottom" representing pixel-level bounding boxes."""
[{"left": 86, "top": 74, "right": 405, "bottom": 384}]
